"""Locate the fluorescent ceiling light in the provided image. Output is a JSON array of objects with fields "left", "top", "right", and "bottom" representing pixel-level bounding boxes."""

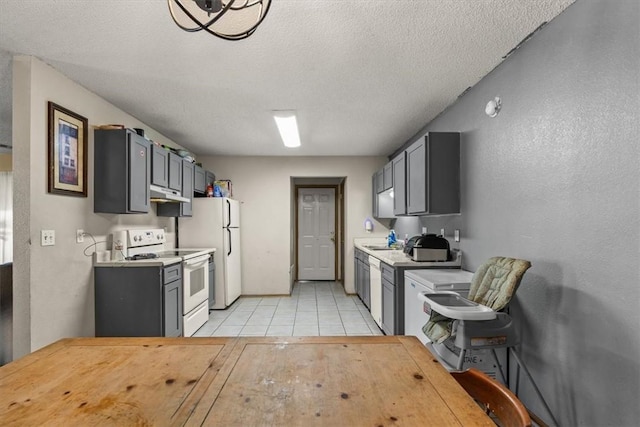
[{"left": 273, "top": 111, "right": 301, "bottom": 148}]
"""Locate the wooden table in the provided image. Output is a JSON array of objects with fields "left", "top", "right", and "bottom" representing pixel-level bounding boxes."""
[{"left": 0, "top": 336, "right": 492, "bottom": 426}]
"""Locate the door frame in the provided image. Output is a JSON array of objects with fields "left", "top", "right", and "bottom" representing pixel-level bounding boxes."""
[{"left": 294, "top": 184, "right": 342, "bottom": 282}]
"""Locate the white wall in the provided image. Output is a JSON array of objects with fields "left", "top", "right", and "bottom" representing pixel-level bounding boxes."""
[
  {"left": 12, "top": 56, "right": 184, "bottom": 358},
  {"left": 200, "top": 156, "right": 388, "bottom": 295}
]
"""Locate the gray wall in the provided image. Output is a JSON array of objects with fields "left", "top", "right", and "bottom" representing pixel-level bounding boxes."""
[{"left": 413, "top": 1, "right": 639, "bottom": 425}]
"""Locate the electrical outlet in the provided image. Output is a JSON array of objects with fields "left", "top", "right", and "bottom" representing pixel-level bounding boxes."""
[
  {"left": 454, "top": 229, "right": 460, "bottom": 242},
  {"left": 41, "top": 230, "right": 55, "bottom": 246},
  {"left": 422, "top": 227, "right": 427, "bottom": 234},
  {"left": 76, "top": 229, "right": 84, "bottom": 243},
  {"left": 440, "top": 228, "right": 445, "bottom": 237}
]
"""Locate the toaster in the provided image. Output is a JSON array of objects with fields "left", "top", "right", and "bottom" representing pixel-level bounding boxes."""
[{"left": 404, "top": 234, "right": 450, "bottom": 262}]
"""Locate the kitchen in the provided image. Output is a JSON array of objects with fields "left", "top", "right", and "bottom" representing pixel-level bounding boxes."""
[{"left": 0, "top": 1, "right": 638, "bottom": 426}]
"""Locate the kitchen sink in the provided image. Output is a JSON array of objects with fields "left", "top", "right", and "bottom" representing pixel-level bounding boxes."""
[{"left": 363, "top": 245, "right": 398, "bottom": 251}]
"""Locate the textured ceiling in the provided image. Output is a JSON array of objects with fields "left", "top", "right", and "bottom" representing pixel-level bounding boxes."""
[{"left": 0, "top": 0, "right": 574, "bottom": 157}]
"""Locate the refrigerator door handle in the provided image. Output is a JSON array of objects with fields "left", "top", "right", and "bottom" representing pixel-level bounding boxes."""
[
  {"left": 226, "top": 199, "right": 231, "bottom": 228},
  {"left": 227, "top": 227, "right": 232, "bottom": 256}
]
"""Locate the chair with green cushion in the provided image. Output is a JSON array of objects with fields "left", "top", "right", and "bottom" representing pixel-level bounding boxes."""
[
  {"left": 421, "top": 256, "right": 558, "bottom": 426},
  {"left": 422, "top": 256, "right": 531, "bottom": 345}
]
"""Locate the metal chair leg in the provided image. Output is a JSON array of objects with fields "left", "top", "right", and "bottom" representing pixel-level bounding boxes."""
[
  {"left": 509, "top": 347, "right": 559, "bottom": 426},
  {"left": 491, "top": 348, "right": 507, "bottom": 384},
  {"left": 456, "top": 348, "right": 466, "bottom": 370}
]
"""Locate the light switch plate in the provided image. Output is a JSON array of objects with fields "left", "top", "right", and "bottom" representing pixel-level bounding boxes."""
[
  {"left": 454, "top": 229, "right": 460, "bottom": 242},
  {"left": 422, "top": 227, "right": 427, "bottom": 234},
  {"left": 41, "top": 230, "right": 55, "bottom": 246}
]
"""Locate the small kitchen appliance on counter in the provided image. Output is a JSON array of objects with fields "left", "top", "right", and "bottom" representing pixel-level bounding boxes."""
[{"left": 404, "top": 234, "right": 450, "bottom": 262}]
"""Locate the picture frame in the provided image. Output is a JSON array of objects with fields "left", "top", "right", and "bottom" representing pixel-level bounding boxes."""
[{"left": 47, "top": 102, "right": 88, "bottom": 197}]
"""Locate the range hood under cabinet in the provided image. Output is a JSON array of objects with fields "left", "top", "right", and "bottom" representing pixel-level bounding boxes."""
[{"left": 94, "top": 128, "right": 191, "bottom": 214}]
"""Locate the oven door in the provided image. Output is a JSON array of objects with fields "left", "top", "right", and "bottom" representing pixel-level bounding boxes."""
[{"left": 183, "top": 254, "right": 210, "bottom": 315}]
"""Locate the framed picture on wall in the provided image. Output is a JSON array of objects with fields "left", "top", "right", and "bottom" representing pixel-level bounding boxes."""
[{"left": 47, "top": 101, "right": 88, "bottom": 197}]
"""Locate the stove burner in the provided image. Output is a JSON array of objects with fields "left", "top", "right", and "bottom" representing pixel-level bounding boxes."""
[{"left": 127, "top": 253, "right": 159, "bottom": 261}]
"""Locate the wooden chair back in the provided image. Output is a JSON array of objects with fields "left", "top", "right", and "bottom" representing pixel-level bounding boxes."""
[{"left": 451, "top": 368, "right": 531, "bottom": 427}]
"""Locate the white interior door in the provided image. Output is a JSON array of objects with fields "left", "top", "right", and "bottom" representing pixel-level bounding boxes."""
[{"left": 298, "top": 188, "right": 336, "bottom": 280}]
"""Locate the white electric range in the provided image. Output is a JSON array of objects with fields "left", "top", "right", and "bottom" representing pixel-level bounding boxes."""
[{"left": 96, "top": 229, "right": 215, "bottom": 337}]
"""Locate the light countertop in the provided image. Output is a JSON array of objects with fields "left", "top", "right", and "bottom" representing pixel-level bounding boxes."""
[
  {"left": 354, "top": 238, "right": 462, "bottom": 268},
  {"left": 94, "top": 248, "right": 215, "bottom": 267}
]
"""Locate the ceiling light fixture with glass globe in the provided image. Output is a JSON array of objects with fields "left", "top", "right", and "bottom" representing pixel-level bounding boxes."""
[{"left": 168, "top": 0, "right": 272, "bottom": 41}]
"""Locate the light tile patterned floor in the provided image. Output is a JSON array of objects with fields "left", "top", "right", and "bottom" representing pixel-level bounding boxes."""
[{"left": 193, "top": 281, "right": 383, "bottom": 337}]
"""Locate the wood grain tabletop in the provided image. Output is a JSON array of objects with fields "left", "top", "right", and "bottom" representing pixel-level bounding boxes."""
[{"left": 0, "top": 336, "right": 493, "bottom": 426}]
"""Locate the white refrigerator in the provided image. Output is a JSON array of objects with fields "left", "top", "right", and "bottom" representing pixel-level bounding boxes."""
[{"left": 179, "top": 198, "right": 242, "bottom": 309}]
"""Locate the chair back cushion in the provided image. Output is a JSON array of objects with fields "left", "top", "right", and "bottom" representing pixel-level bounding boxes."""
[
  {"left": 467, "top": 257, "right": 531, "bottom": 310},
  {"left": 422, "top": 256, "right": 531, "bottom": 344}
]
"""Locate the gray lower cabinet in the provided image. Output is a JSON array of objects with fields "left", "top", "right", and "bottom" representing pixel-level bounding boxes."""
[
  {"left": 208, "top": 255, "right": 216, "bottom": 309},
  {"left": 381, "top": 262, "right": 395, "bottom": 335},
  {"left": 95, "top": 263, "right": 183, "bottom": 337},
  {"left": 157, "top": 159, "right": 194, "bottom": 217},
  {"left": 94, "top": 129, "right": 150, "bottom": 214},
  {"left": 406, "top": 132, "right": 460, "bottom": 215},
  {"left": 354, "top": 250, "right": 361, "bottom": 298},
  {"left": 354, "top": 249, "right": 370, "bottom": 309},
  {"left": 362, "top": 260, "right": 370, "bottom": 309},
  {"left": 362, "top": 255, "right": 407, "bottom": 335}
]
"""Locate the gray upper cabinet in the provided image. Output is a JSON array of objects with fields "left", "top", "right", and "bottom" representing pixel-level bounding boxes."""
[
  {"left": 94, "top": 129, "right": 150, "bottom": 214},
  {"left": 157, "top": 159, "right": 194, "bottom": 217},
  {"left": 167, "top": 152, "right": 182, "bottom": 191},
  {"left": 406, "top": 132, "right": 460, "bottom": 215},
  {"left": 194, "top": 165, "right": 206, "bottom": 194},
  {"left": 373, "top": 163, "right": 393, "bottom": 194},
  {"left": 375, "top": 169, "right": 384, "bottom": 193},
  {"left": 151, "top": 145, "right": 169, "bottom": 188},
  {"left": 383, "top": 162, "right": 393, "bottom": 191},
  {"left": 406, "top": 138, "right": 427, "bottom": 214},
  {"left": 372, "top": 174, "right": 378, "bottom": 217},
  {"left": 181, "top": 161, "right": 194, "bottom": 216},
  {"left": 205, "top": 171, "right": 216, "bottom": 187},
  {"left": 392, "top": 152, "right": 406, "bottom": 215},
  {"left": 373, "top": 161, "right": 396, "bottom": 219}
]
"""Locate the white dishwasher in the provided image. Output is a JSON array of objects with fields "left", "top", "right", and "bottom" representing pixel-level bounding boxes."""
[{"left": 368, "top": 256, "right": 382, "bottom": 328}]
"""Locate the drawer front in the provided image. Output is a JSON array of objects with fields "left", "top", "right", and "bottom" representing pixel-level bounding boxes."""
[
  {"left": 164, "top": 263, "right": 182, "bottom": 284},
  {"left": 381, "top": 263, "right": 395, "bottom": 284}
]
